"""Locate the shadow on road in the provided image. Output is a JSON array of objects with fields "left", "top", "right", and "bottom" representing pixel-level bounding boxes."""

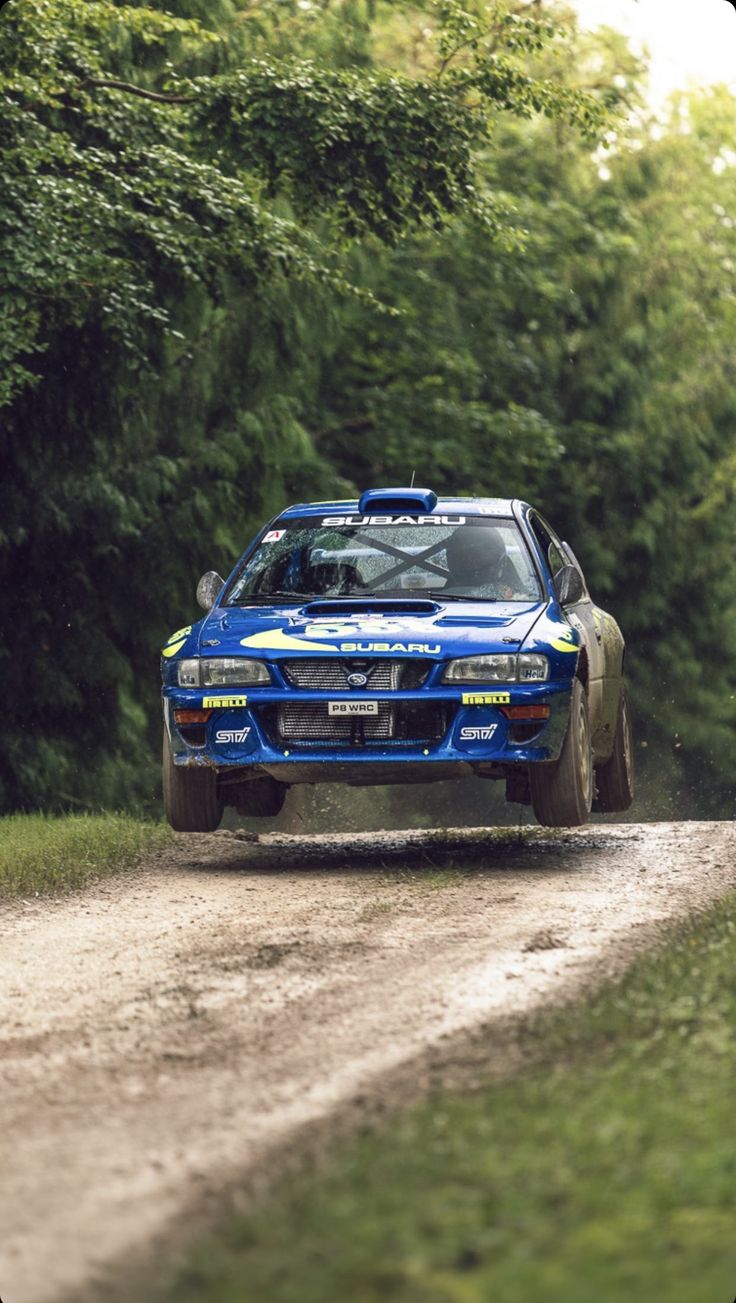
[{"left": 164, "top": 824, "right": 642, "bottom": 880}]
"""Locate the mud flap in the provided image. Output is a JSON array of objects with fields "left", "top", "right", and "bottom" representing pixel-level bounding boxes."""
[{"left": 505, "top": 767, "right": 531, "bottom": 805}]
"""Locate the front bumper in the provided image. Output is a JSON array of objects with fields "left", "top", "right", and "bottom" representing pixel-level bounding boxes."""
[{"left": 163, "top": 679, "right": 573, "bottom": 780}]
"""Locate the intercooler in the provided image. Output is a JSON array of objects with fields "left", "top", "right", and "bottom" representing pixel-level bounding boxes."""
[{"left": 278, "top": 702, "right": 396, "bottom": 742}]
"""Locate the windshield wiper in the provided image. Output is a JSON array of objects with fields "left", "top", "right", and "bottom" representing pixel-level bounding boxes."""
[
  {"left": 423, "top": 591, "right": 500, "bottom": 603},
  {"left": 317, "top": 589, "right": 499, "bottom": 603},
  {"left": 331, "top": 589, "right": 449, "bottom": 600}
]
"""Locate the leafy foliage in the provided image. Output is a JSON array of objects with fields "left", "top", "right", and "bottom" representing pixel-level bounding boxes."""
[{"left": 0, "top": 0, "right": 733, "bottom": 814}]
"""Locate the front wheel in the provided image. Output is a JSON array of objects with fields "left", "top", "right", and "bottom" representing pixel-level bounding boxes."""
[
  {"left": 593, "top": 686, "right": 635, "bottom": 813},
  {"left": 529, "top": 679, "right": 593, "bottom": 827},
  {"left": 162, "top": 729, "right": 224, "bottom": 832}
]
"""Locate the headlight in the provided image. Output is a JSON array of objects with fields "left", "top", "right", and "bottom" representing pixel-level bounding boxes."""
[
  {"left": 443, "top": 654, "right": 549, "bottom": 683},
  {"left": 177, "top": 658, "right": 271, "bottom": 687},
  {"left": 177, "top": 659, "right": 201, "bottom": 687},
  {"left": 443, "top": 654, "right": 516, "bottom": 683},
  {"left": 517, "top": 654, "right": 549, "bottom": 682}
]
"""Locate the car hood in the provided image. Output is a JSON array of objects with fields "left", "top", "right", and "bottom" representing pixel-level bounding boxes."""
[{"left": 195, "top": 599, "right": 547, "bottom": 658}]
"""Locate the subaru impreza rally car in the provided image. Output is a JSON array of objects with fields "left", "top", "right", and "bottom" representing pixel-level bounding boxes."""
[{"left": 161, "top": 488, "right": 634, "bottom": 830}]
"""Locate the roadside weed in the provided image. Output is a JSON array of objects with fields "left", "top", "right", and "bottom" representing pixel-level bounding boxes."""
[{"left": 0, "top": 813, "right": 172, "bottom": 896}]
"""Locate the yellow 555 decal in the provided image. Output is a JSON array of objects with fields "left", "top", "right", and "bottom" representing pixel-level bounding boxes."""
[
  {"left": 161, "top": 625, "right": 192, "bottom": 658},
  {"left": 550, "top": 628, "right": 579, "bottom": 654}
]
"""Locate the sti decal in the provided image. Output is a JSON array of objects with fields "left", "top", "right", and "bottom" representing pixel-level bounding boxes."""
[
  {"left": 460, "top": 725, "right": 498, "bottom": 741},
  {"left": 202, "top": 695, "right": 248, "bottom": 708},
  {"left": 215, "top": 728, "right": 251, "bottom": 743},
  {"left": 462, "top": 691, "right": 511, "bottom": 705},
  {"left": 162, "top": 625, "right": 192, "bottom": 658}
]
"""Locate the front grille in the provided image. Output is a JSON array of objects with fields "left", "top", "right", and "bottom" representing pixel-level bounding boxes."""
[
  {"left": 272, "top": 702, "right": 450, "bottom": 747},
  {"left": 281, "top": 659, "right": 430, "bottom": 691}
]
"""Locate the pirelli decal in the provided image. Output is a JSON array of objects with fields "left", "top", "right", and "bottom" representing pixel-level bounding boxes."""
[
  {"left": 202, "top": 695, "right": 248, "bottom": 709},
  {"left": 461, "top": 691, "right": 511, "bottom": 706}
]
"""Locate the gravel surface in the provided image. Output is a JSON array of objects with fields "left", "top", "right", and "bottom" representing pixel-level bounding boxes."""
[{"left": 0, "top": 820, "right": 733, "bottom": 1303}]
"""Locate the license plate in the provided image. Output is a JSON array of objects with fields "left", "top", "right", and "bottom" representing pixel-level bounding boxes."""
[{"left": 327, "top": 700, "right": 379, "bottom": 716}]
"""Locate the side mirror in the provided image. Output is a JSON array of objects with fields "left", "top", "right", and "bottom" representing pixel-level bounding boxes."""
[
  {"left": 196, "top": 571, "right": 225, "bottom": 611},
  {"left": 555, "top": 564, "right": 584, "bottom": 607}
]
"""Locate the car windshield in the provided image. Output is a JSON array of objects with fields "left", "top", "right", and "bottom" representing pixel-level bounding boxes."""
[{"left": 226, "top": 516, "right": 542, "bottom": 603}]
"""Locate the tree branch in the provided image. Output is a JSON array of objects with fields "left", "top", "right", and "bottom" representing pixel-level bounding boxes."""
[{"left": 81, "top": 78, "right": 196, "bottom": 104}]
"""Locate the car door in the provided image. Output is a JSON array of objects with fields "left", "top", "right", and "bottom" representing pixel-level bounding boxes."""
[
  {"left": 528, "top": 513, "right": 607, "bottom": 753},
  {"left": 560, "top": 539, "right": 625, "bottom": 753}
]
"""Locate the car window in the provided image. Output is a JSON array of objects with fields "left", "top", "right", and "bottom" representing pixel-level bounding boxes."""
[
  {"left": 561, "top": 542, "right": 589, "bottom": 594},
  {"left": 528, "top": 513, "right": 566, "bottom": 578},
  {"left": 226, "top": 517, "right": 542, "bottom": 603}
]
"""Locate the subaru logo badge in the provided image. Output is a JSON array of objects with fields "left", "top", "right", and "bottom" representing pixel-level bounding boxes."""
[{"left": 347, "top": 672, "right": 368, "bottom": 688}]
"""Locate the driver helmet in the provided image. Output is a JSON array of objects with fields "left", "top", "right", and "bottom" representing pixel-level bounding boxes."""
[{"left": 444, "top": 526, "right": 506, "bottom": 585}]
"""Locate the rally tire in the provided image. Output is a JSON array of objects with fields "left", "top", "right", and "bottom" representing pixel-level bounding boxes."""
[
  {"left": 162, "top": 730, "right": 224, "bottom": 832},
  {"left": 593, "top": 686, "right": 635, "bottom": 813},
  {"left": 529, "top": 678, "right": 593, "bottom": 827}
]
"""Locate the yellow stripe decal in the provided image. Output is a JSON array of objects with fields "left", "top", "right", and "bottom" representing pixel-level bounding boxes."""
[
  {"left": 166, "top": 625, "right": 192, "bottom": 645},
  {"left": 240, "top": 628, "right": 336, "bottom": 652},
  {"left": 550, "top": 630, "right": 579, "bottom": 653},
  {"left": 162, "top": 639, "right": 187, "bottom": 658}
]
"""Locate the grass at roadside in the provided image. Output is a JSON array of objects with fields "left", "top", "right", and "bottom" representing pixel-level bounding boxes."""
[
  {"left": 157, "top": 896, "right": 736, "bottom": 1303},
  {"left": 0, "top": 813, "right": 172, "bottom": 896}
]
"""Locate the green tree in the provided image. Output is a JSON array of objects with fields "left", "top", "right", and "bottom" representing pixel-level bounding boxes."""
[{"left": 0, "top": 0, "right": 604, "bottom": 810}]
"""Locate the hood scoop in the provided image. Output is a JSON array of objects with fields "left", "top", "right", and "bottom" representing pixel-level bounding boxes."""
[
  {"left": 437, "top": 613, "right": 516, "bottom": 628},
  {"left": 302, "top": 598, "right": 439, "bottom": 616}
]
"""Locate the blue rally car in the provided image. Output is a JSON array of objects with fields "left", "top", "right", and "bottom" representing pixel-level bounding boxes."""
[{"left": 161, "top": 488, "right": 634, "bottom": 830}]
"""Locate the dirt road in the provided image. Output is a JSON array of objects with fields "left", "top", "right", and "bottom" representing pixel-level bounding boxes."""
[{"left": 1, "top": 821, "right": 733, "bottom": 1303}]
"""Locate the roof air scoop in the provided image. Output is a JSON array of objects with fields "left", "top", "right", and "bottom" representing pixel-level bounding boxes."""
[{"left": 358, "top": 487, "right": 438, "bottom": 514}]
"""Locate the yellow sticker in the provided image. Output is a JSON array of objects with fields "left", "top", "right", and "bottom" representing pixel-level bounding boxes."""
[
  {"left": 550, "top": 629, "right": 579, "bottom": 653},
  {"left": 462, "top": 691, "right": 511, "bottom": 706},
  {"left": 167, "top": 625, "right": 192, "bottom": 644},
  {"left": 202, "top": 695, "right": 248, "bottom": 708},
  {"left": 240, "top": 628, "right": 335, "bottom": 652},
  {"left": 162, "top": 639, "right": 187, "bottom": 658},
  {"left": 161, "top": 625, "right": 192, "bottom": 657}
]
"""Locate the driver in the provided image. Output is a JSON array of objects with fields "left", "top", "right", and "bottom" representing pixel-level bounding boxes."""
[{"left": 443, "top": 526, "right": 520, "bottom": 598}]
